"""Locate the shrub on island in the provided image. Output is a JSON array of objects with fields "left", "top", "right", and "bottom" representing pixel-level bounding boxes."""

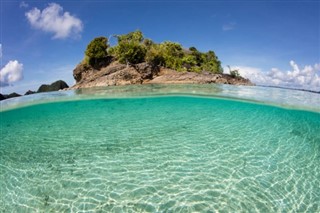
[{"left": 84, "top": 30, "right": 223, "bottom": 74}]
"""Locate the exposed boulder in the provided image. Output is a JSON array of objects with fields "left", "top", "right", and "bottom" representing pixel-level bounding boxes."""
[
  {"left": 37, "top": 80, "right": 69, "bottom": 93},
  {"left": 133, "top": 63, "right": 160, "bottom": 80},
  {"left": 73, "top": 62, "right": 94, "bottom": 82}
]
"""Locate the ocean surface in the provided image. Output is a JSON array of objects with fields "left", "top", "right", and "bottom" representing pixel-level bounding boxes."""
[{"left": 0, "top": 84, "right": 319, "bottom": 212}]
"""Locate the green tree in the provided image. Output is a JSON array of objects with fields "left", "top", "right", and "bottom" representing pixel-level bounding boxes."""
[
  {"left": 201, "top": 50, "right": 223, "bottom": 74},
  {"left": 85, "top": 37, "right": 108, "bottom": 66},
  {"left": 145, "top": 44, "right": 165, "bottom": 66},
  {"left": 159, "top": 42, "right": 184, "bottom": 70},
  {"left": 182, "top": 55, "right": 197, "bottom": 71},
  {"left": 117, "top": 42, "right": 146, "bottom": 64},
  {"left": 189, "top": 46, "right": 197, "bottom": 52},
  {"left": 111, "top": 30, "right": 147, "bottom": 65},
  {"left": 189, "top": 47, "right": 204, "bottom": 66},
  {"left": 84, "top": 30, "right": 224, "bottom": 74},
  {"left": 228, "top": 65, "right": 240, "bottom": 78},
  {"left": 115, "top": 30, "right": 144, "bottom": 43},
  {"left": 143, "top": 38, "right": 154, "bottom": 48}
]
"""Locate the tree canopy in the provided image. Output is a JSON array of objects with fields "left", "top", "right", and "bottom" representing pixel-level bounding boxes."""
[
  {"left": 110, "top": 30, "right": 146, "bottom": 64},
  {"left": 85, "top": 37, "right": 108, "bottom": 66},
  {"left": 85, "top": 30, "right": 223, "bottom": 74}
]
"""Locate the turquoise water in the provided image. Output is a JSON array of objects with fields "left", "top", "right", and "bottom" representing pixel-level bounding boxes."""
[{"left": 1, "top": 87, "right": 320, "bottom": 212}]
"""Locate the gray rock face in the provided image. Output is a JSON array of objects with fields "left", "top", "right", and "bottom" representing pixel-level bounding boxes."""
[
  {"left": 146, "top": 70, "right": 253, "bottom": 85},
  {"left": 37, "top": 80, "right": 69, "bottom": 93},
  {"left": 72, "top": 62, "right": 254, "bottom": 89}
]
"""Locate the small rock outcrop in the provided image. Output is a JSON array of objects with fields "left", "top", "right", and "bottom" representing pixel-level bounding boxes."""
[
  {"left": 6, "top": 93, "right": 22, "bottom": 99},
  {"left": 0, "top": 92, "right": 22, "bottom": 101},
  {"left": 37, "top": 80, "right": 69, "bottom": 93},
  {"left": 0, "top": 93, "right": 5, "bottom": 101},
  {"left": 0, "top": 80, "right": 69, "bottom": 101},
  {"left": 24, "top": 90, "right": 36, "bottom": 95},
  {"left": 72, "top": 62, "right": 253, "bottom": 89}
]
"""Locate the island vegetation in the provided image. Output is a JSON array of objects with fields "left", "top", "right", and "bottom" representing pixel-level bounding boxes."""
[
  {"left": 0, "top": 30, "right": 254, "bottom": 102},
  {"left": 0, "top": 30, "right": 253, "bottom": 101},
  {"left": 83, "top": 30, "right": 223, "bottom": 74},
  {"left": 71, "top": 30, "right": 252, "bottom": 89}
]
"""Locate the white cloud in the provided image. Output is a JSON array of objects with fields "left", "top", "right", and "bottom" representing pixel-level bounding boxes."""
[
  {"left": 223, "top": 22, "right": 236, "bottom": 31},
  {"left": 20, "top": 1, "right": 29, "bottom": 8},
  {"left": 25, "top": 3, "right": 83, "bottom": 39},
  {"left": 0, "top": 60, "right": 24, "bottom": 87},
  {"left": 226, "top": 61, "right": 320, "bottom": 91}
]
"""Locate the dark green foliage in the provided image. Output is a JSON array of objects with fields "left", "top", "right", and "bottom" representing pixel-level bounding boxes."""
[
  {"left": 186, "top": 47, "right": 204, "bottom": 71},
  {"left": 228, "top": 65, "right": 241, "bottom": 78},
  {"left": 158, "top": 42, "right": 184, "bottom": 70},
  {"left": 143, "top": 38, "right": 154, "bottom": 48},
  {"left": 182, "top": 55, "right": 197, "bottom": 71},
  {"left": 111, "top": 30, "right": 146, "bottom": 64},
  {"left": 115, "top": 30, "right": 144, "bottom": 44},
  {"left": 117, "top": 42, "right": 146, "bottom": 64},
  {"left": 230, "top": 70, "right": 240, "bottom": 78},
  {"left": 189, "top": 46, "right": 197, "bottom": 52},
  {"left": 85, "top": 30, "right": 223, "bottom": 73},
  {"left": 200, "top": 51, "right": 223, "bottom": 74},
  {"left": 145, "top": 44, "right": 165, "bottom": 66},
  {"left": 85, "top": 37, "right": 108, "bottom": 66}
]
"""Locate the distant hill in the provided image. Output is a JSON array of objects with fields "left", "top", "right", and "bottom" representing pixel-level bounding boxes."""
[{"left": 0, "top": 80, "right": 69, "bottom": 101}]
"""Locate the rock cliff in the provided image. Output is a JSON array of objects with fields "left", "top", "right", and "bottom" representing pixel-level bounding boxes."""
[{"left": 72, "top": 61, "right": 253, "bottom": 89}]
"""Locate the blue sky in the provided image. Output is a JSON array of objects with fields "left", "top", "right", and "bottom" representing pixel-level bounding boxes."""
[{"left": 1, "top": 0, "right": 319, "bottom": 94}]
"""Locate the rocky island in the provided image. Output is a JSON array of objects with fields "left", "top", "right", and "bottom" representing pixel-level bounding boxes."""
[
  {"left": 72, "top": 30, "right": 253, "bottom": 89},
  {"left": 1, "top": 30, "right": 253, "bottom": 101}
]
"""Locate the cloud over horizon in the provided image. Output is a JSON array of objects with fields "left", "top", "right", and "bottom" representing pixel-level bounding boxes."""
[
  {"left": 0, "top": 60, "right": 24, "bottom": 87},
  {"left": 227, "top": 61, "right": 320, "bottom": 91},
  {"left": 25, "top": 3, "right": 83, "bottom": 39}
]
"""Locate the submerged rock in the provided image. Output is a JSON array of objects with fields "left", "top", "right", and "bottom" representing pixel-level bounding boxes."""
[{"left": 37, "top": 80, "right": 69, "bottom": 93}]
